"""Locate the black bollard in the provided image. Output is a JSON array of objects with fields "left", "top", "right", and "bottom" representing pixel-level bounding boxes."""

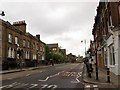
[
  {"left": 89, "top": 67, "right": 92, "bottom": 78},
  {"left": 106, "top": 68, "right": 110, "bottom": 83}
]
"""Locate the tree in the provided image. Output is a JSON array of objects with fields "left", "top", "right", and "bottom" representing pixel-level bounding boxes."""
[
  {"left": 53, "top": 52, "right": 64, "bottom": 63},
  {"left": 45, "top": 46, "right": 53, "bottom": 62}
]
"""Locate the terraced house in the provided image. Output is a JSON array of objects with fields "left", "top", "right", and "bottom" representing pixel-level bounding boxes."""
[
  {"left": 1, "top": 19, "right": 46, "bottom": 70},
  {"left": 92, "top": 1, "right": 120, "bottom": 75}
]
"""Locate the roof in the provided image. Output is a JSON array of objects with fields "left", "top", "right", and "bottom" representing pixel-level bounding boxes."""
[{"left": 46, "top": 43, "right": 58, "bottom": 48}]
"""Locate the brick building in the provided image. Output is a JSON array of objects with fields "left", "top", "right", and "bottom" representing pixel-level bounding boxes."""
[
  {"left": 1, "top": 19, "right": 46, "bottom": 70},
  {"left": 46, "top": 43, "right": 59, "bottom": 53},
  {"left": 92, "top": 1, "right": 120, "bottom": 75}
]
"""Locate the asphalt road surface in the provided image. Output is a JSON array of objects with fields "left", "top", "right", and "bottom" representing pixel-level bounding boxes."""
[{"left": 1, "top": 63, "right": 93, "bottom": 90}]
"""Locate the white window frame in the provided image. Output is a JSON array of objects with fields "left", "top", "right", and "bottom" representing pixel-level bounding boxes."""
[
  {"left": 8, "top": 34, "right": 12, "bottom": 43},
  {"left": 33, "top": 43, "right": 35, "bottom": 49},
  {"left": 43, "top": 47, "right": 44, "bottom": 52},
  {"left": 15, "top": 36, "right": 18, "bottom": 45},
  {"left": 33, "top": 53, "right": 36, "bottom": 60},
  {"left": 23, "top": 40, "right": 26, "bottom": 47},
  {"left": 109, "top": 14, "right": 113, "bottom": 26},
  {"left": 28, "top": 41, "right": 30, "bottom": 48},
  {"left": 40, "top": 46, "right": 42, "bottom": 51},
  {"left": 118, "top": 4, "right": 120, "bottom": 18},
  {"left": 36, "top": 44, "right": 38, "bottom": 50},
  {"left": 12, "top": 48, "right": 15, "bottom": 58},
  {"left": 109, "top": 45, "right": 115, "bottom": 65}
]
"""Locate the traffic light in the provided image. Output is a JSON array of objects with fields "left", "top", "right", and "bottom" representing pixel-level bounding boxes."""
[{"left": 88, "top": 49, "right": 92, "bottom": 58}]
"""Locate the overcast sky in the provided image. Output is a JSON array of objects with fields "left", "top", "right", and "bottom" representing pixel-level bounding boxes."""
[{"left": 0, "top": 0, "right": 99, "bottom": 57}]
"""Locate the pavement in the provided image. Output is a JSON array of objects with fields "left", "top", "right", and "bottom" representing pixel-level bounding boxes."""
[
  {"left": 83, "top": 64, "right": 120, "bottom": 89},
  {"left": 0, "top": 64, "right": 61, "bottom": 74}
]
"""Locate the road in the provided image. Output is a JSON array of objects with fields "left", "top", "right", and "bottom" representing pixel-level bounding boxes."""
[{"left": 1, "top": 63, "right": 93, "bottom": 90}]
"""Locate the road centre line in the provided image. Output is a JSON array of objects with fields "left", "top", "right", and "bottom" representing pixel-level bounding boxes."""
[
  {"left": 38, "top": 71, "right": 64, "bottom": 82},
  {"left": 26, "top": 74, "right": 30, "bottom": 76}
]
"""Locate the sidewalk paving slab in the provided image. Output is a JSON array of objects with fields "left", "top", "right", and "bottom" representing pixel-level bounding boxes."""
[{"left": 83, "top": 64, "right": 120, "bottom": 89}]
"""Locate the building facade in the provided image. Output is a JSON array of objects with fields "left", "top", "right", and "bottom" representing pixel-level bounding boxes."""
[
  {"left": 46, "top": 43, "right": 59, "bottom": 53},
  {"left": 92, "top": 1, "right": 120, "bottom": 75},
  {"left": 1, "top": 19, "right": 46, "bottom": 70}
]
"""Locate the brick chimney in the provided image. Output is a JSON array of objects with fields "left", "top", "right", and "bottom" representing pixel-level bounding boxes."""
[
  {"left": 13, "top": 20, "right": 26, "bottom": 33},
  {"left": 36, "top": 34, "right": 40, "bottom": 40}
]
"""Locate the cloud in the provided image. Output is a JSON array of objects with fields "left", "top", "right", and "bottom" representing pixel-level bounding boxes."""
[{"left": 1, "top": 1, "right": 99, "bottom": 56}]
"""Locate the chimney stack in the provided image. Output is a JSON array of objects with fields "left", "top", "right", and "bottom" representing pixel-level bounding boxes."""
[
  {"left": 13, "top": 20, "right": 26, "bottom": 33},
  {"left": 36, "top": 34, "right": 40, "bottom": 40}
]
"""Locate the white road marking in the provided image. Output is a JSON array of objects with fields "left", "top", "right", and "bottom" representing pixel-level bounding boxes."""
[
  {"left": 71, "top": 81, "right": 79, "bottom": 83},
  {"left": 39, "top": 77, "right": 49, "bottom": 82},
  {"left": 38, "top": 71, "right": 64, "bottom": 82},
  {"left": 14, "top": 83, "right": 28, "bottom": 88},
  {"left": 29, "top": 84, "right": 38, "bottom": 88},
  {"left": 41, "top": 84, "right": 48, "bottom": 88},
  {"left": 6, "top": 82, "right": 21, "bottom": 88},
  {"left": 85, "top": 85, "right": 90, "bottom": 88},
  {"left": 47, "top": 85, "right": 54, "bottom": 88},
  {"left": 26, "top": 74, "right": 30, "bottom": 76},
  {"left": 93, "top": 85, "right": 98, "bottom": 88}
]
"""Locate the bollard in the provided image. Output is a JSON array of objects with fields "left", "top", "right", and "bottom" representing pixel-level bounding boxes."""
[
  {"left": 89, "top": 68, "right": 92, "bottom": 78},
  {"left": 106, "top": 68, "right": 110, "bottom": 83},
  {"left": 90, "top": 63, "right": 93, "bottom": 72}
]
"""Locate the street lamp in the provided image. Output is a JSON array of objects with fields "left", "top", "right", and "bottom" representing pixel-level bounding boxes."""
[{"left": 81, "top": 40, "right": 86, "bottom": 57}]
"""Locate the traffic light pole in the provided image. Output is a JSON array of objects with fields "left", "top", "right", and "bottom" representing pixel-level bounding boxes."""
[{"left": 95, "top": 40, "right": 98, "bottom": 80}]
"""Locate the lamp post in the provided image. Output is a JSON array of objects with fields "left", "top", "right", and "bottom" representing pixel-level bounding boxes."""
[
  {"left": 95, "top": 40, "right": 98, "bottom": 80},
  {"left": 81, "top": 40, "right": 86, "bottom": 57}
]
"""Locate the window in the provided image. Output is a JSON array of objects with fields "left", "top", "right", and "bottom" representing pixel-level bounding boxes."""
[
  {"left": 109, "top": 14, "right": 113, "bottom": 26},
  {"left": 8, "top": 34, "right": 12, "bottom": 43},
  {"left": 109, "top": 45, "right": 115, "bottom": 65},
  {"left": 25, "top": 51, "right": 30, "bottom": 59},
  {"left": 8, "top": 47, "right": 11, "bottom": 58},
  {"left": 15, "top": 37, "right": 18, "bottom": 44},
  {"left": 107, "top": 20, "right": 109, "bottom": 30},
  {"left": 36, "top": 44, "right": 38, "bottom": 50},
  {"left": 28, "top": 41, "right": 30, "bottom": 48},
  {"left": 118, "top": 5, "right": 120, "bottom": 18},
  {"left": 40, "top": 46, "right": 42, "bottom": 51},
  {"left": 0, "top": 30, "right": 1, "bottom": 40},
  {"left": 12, "top": 48, "right": 15, "bottom": 58},
  {"left": 8, "top": 47, "right": 15, "bottom": 58},
  {"left": 33, "top": 43, "right": 35, "bottom": 49},
  {"left": 43, "top": 47, "right": 44, "bottom": 52},
  {"left": 23, "top": 40, "right": 26, "bottom": 47},
  {"left": 53, "top": 48, "right": 56, "bottom": 51},
  {"left": 33, "top": 53, "right": 36, "bottom": 60}
]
